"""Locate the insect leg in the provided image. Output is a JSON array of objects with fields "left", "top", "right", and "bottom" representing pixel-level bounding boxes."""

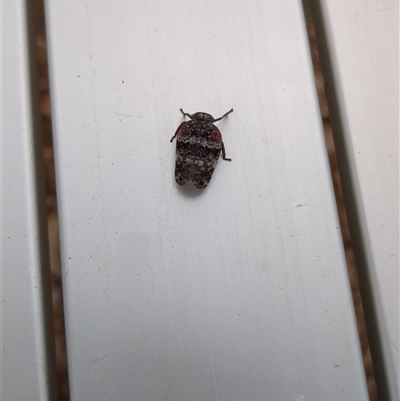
[
  {"left": 180, "top": 108, "right": 193, "bottom": 119},
  {"left": 221, "top": 141, "right": 231, "bottom": 161},
  {"left": 213, "top": 108, "right": 234, "bottom": 123}
]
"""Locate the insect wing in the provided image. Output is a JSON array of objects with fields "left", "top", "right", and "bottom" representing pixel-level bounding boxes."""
[
  {"left": 186, "top": 123, "right": 222, "bottom": 189},
  {"left": 173, "top": 122, "right": 191, "bottom": 186}
]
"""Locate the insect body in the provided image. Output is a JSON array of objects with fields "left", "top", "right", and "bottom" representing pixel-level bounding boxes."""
[{"left": 170, "top": 108, "right": 233, "bottom": 189}]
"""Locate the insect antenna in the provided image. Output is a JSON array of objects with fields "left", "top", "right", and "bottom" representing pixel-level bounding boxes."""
[
  {"left": 212, "top": 108, "right": 234, "bottom": 123},
  {"left": 180, "top": 108, "right": 193, "bottom": 119}
]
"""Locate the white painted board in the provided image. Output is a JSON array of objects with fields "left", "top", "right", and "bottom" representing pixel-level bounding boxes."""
[
  {"left": 1, "top": 1, "right": 57, "bottom": 400},
  {"left": 310, "top": 1, "right": 399, "bottom": 399},
  {"left": 45, "top": 1, "right": 369, "bottom": 400}
]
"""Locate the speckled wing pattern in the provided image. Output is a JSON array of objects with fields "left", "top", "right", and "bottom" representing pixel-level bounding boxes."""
[{"left": 173, "top": 120, "right": 223, "bottom": 189}]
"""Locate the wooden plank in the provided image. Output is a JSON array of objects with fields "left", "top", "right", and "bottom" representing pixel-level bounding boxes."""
[
  {"left": 1, "top": 1, "right": 58, "bottom": 400},
  {"left": 45, "top": 0, "right": 369, "bottom": 399},
  {"left": 310, "top": 1, "right": 399, "bottom": 400}
]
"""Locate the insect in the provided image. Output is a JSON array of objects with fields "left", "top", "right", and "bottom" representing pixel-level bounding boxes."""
[{"left": 170, "top": 108, "right": 233, "bottom": 189}]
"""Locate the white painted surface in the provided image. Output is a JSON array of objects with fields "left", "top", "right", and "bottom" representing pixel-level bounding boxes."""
[
  {"left": 45, "top": 0, "right": 369, "bottom": 399},
  {"left": 310, "top": 1, "right": 399, "bottom": 399},
  {"left": 1, "top": 1, "right": 57, "bottom": 400}
]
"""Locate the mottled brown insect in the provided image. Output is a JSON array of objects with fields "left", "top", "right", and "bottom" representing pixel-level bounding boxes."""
[{"left": 170, "top": 108, "right": 233, "bottom": 189}]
